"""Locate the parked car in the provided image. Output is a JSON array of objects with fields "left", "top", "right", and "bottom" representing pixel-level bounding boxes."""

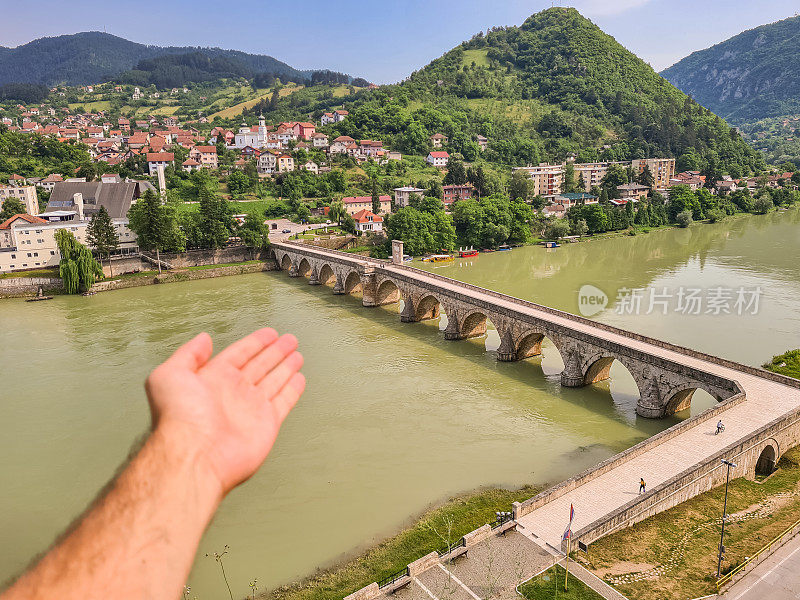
[{"left": 281, "top": 229, "right": 291, "bottom": 234}]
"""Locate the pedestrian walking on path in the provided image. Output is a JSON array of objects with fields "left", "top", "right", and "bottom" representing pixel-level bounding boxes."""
[{"left": 639, "top": 478, "right": 646, "bottom": 494}]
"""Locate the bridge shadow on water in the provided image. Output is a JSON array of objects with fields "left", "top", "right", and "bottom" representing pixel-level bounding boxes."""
[{"left": 271, "top": 272, "right": 682, "bottom": 440}]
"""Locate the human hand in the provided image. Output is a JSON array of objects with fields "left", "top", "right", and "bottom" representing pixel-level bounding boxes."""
[{"left": 145, "top": 328, "right": 305, "bottom": 496}]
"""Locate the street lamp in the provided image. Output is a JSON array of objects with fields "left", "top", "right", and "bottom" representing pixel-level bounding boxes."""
[{"left": 717, "top": 459, "right": 737, "bottom": 578}]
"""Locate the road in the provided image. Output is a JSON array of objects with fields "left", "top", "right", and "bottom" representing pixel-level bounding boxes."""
[
  {"left": 721, "top": 533, "right": 800, "bottom": 599},
  {"left": 266, "top": 219, "right": 334, "bottom": 241}
]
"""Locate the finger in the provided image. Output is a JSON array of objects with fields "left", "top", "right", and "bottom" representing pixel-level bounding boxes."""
[
  {"left": 212, "top": 328, "right": 278, "bottom": 369},
  {"left": 240, "top": 334, "right": 298, "bottom": 385},
  {"left": 164, "top": 332, "right": 213, "bottom": 372},
  {"left": 270, "top": 372, "right": 305, "bottom": 424},
  {"left": 255, "top": 350, "right": 304, "bottom": 393}
]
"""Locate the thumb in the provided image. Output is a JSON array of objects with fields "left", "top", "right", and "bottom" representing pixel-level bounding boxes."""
[{"left": 165, "top": 332, "right": 213, "bottom": 372}]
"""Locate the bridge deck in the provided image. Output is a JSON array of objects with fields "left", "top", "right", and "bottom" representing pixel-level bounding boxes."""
[{"left": 274, "top": 244, "right": 800, "bottom": 550}]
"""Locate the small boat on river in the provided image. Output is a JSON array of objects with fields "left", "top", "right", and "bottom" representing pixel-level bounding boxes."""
[
  {"left": 459, "top": 247, "right": 478, "bottom": 258},
  {"left": 422, "top": 254, "right": 455, "bottom": 263},
  {"left": 497, "top": 245, "right": 512, "bottom": 251}
]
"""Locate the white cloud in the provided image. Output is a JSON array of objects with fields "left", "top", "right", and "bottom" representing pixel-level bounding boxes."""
[{"left": 571, "top": 0, "right": 653, "bottom": 16}]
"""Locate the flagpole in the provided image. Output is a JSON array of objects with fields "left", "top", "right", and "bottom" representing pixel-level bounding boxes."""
[{"left": 565, "top": 535, "right": 571, "bottom": 592}]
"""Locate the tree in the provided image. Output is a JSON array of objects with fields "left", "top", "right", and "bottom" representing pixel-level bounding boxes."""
[
  {"left": 127, "top": 189, "right": 185, "bottom": 272},
  {"left": 753, "top": 195, "right": 774, "bottom": 215},
  {"left": 371, "top": 177, "right": 380, "bottom": 214},
  {"left": 86, "top": 206, "right": 120, "bottom": 276},
  {"left": 329, "top": 200, "right": 347, "bottom": 225},
  {"left": 638, "top": 166, "right": 655, "bottom": 188},
  {"left": 508, "top": 170, "right": 532, "bottom": 202},
  {"left": 443, "top": 159, "right": 467, "bottom": 185},
  {"left": 196, "top": 187, "right": 234, "bottom": 249},
  {"left": 0, "top": 198, "right": 26, "bottom": 222},
  {"left": 54, "top": 229, "right": 103, "bottom": 294},
  {"left": 227, "top": 170, "right": 250, "bottom": 196},
  {"left": 544, "top": 219, "right": 570, "bottom": 240},
  {"left": 706, "top": 208, "right": 725, "bottom": 223},
  {"left": 563, "top": 162, "right": 577, "bottom": 193},
  {"left": 238, "top": 212, "right": 268, "bottom": 258},
  {"left": 571, "top": 218, "right": 589, "bottom": 236},
  {"left": 675, "top": 209, "right": 693, "bottom": 228}
]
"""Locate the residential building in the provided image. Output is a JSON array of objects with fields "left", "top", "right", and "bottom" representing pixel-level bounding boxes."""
[
  {"left": 352, "top": 209, "right": 383, "bottom": 233},
  {"left": 426, "top": 151, "right": 450, "bottom": 168},
  {"left": 552, "top": 193, "right": 599, "bottom": 209},
  {"left": 631, "top": 158, "right": 676, "bottom": 190},
  {"left": 393, "top": 186, "right": 425, "bottom": 208},
  {"left": 513, "top": 164, "right": 564, "bottom": 198},
  {"left": 476, "top": 135, "right": 489, "bottom": 151},
  {"left": 343, "top": 195, "right": 392, "bottom": 215},
  {"left": 330, "top": 135, "right": 355, "bottom": 154},
  {"left": 312, "top": 133, "right": 329, "bottom": 147},
  {"left": 277, "top": 154, "right": 295, "bottom": 173},
  {"left": 147, "top": 152, "right": 174, "bottom": 176},
  {"left": 430, "top": 133, "right": 448, "bottom": 148},
  {"left": 0, "top": 184, "right": 39, "bottom": 215},
  {"left": 257, "top": 152, "right": 277, "bottom": 175},
  {"left": 442, "top": 183, "right": 475, "bottom": 205},
  {"left": 188, "top": 146, "right": 218, "bottom": 169},
  {"left": 301, "top": 161, "right": 319, "bottom": 174},
  {"left": 182, "top": 158, "right": 201, "bottom": 173},
  {"left": 617, "top": 183, "right": 650, "bottom": 201}
]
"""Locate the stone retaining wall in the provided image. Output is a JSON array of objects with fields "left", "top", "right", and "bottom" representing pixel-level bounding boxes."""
[
  {"left": 0, "top": 277, "right": 62, "bottom": 297},
  {"left": 90, "top": 261, "right": 277, "bottom": 293},
  {"left": 157, "top": 246, "right": 268, "bottom": 268}
]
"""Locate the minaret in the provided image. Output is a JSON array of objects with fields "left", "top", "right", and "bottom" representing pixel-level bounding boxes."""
[{"left": 258, "top": 114, "right": 267, "bottom": 145}]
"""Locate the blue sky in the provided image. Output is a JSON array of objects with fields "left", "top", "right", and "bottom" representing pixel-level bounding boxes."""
[{"left": 3, "top": 0, "right": 800, "bottom": 83}]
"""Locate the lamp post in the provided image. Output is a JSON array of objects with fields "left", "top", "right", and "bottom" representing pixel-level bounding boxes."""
[{"left": 717, "top": 459, "right": 737, "bottom": 579}]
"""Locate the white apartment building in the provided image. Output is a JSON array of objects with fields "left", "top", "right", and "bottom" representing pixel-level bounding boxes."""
[{"left": 0, "top": 184, "right": 39, "bottom": 216}]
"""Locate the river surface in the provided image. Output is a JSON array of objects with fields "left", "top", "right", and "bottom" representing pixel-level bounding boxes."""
[{"left": 1, "top": 209, "right": 798, "bottom": 598}]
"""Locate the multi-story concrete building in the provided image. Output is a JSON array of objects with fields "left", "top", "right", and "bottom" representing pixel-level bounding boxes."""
[
  {"left": 513, "top": 164, "right": 564, "bottom": 199},
  {"left": 343, "top": 195, "right": 392, "bottom": 215},
  {"left": 393, "top": 186, "right": 425, "bottom": 208},
  {"left": 0, "top": 184, "right": 39, "bottom": 216},
  {"left": 631, "top": 158, "right": 676, "bottom": 190},
  {"left": 442, "top": 183, "right": 475, "bottom": 206}
]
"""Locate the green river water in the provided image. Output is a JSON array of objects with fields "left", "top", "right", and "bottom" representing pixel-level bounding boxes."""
[{"left": 1, "top": 209, "right": 798, "bottom": 597}]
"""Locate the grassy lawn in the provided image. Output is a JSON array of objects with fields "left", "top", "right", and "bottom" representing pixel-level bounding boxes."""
[
  {"left": 184, "top": 260, "right": 261, "bottom": 270},
  {"left": 763, "top": 349, "right": 800, "bottom": 379},
  {"left": 265, "top": 485, "right": 538, "bottom": 600},
  {"left": 0, "top": 267, "right": 60, "bottom": 279},
  {"left": 519, "top": 565, "right": 603, "bottom": 600},
  {"left": 583, "top": 448, "right": 800, "bottom": 600},
  {"left": 462, "top": 48, "right": 490, "bottom": 67},
  {"left": 173, "top": 199, "right": 273, "bottom": 217}
]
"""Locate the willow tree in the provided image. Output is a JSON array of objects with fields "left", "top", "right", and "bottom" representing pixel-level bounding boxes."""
[{"left": 55, "top": 229, "right": 104, "bottom": 294}]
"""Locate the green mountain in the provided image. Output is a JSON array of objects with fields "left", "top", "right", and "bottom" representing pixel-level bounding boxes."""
[
  {"left": 661, "top": 15, "right": 800, "bottom": 123},
  {"left": 261, "top": 7, "right": 762, "bottom": 175},
  {"left": 0, "top": 31, "right": 308, "bottom": 87}
]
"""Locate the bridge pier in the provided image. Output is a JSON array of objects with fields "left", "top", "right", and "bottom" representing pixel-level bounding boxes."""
[
  {"left": 560, "top": 348, "right": 586, "bottom": 387},
  {"left": 361, "top": 270, "right": 378, "bottom": 308},
  {"left": 288, "top": 264, "right": 300, "bottom": 278},
  {"left": 496, "top": 331, "right": 517, "bottom": 362},
  {"left": 332, "top": 275, "right": 345, "bottom": 294}
]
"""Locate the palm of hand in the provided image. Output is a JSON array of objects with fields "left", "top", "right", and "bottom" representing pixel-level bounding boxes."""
[{"left": 145, "top": 329, "right": 305, "bottom": 494}]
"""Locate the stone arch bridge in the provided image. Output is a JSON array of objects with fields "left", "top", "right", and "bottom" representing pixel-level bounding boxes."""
[{"left": 272, "top": 241, "right": 743, "bottom": 419}]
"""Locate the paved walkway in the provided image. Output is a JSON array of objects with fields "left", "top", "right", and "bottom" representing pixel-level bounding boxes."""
[{"left": 720, "top": 532, "right": 800, "bottom": 600}]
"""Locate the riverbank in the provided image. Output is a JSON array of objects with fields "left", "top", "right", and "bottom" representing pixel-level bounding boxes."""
[
  {"left": 764, "top": 350, "right": 800, "bottom": 379},
  {"left": 263, "top": 485, "right": 539, "bottom": 600}
]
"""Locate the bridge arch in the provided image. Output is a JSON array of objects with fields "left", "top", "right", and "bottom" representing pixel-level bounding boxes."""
[
  {"left": 415, "top": 294, "right": 443, "bottom": 321},
  {"left": 318, "top": 263, "right": 336, "bottom": 287},
  {"left": 298, "top": 258, "right": 312, "bottom": 278},
  {"left": 460, "top": 310, "right": 491, "bottom": 339},
  {"left": 280, "top": 254, "right": 293, "bottom": 272},
  {"left": 344, "top": 271, "right": 363, "bottom": 295},
  {"left": 755, "top": 442, "right": 779, "bottom": 477},
  {"left": 375, "top": 278, "right": 401, "bottom": 305},
  {"left": 662, "top": 384, "right": 723, "bottom": 417}
]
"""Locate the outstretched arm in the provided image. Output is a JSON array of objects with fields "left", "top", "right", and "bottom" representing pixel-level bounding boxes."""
[{"left": 1, "top": 328, "right": 305, "bottom": 600}]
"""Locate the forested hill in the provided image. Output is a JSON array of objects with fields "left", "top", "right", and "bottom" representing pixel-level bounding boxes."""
[
  {"left": 661, "top": 15, "right": 800, "bottom": 123},
  {"left": 0, "top": 32, "right": 307, "bottom": 86},
  {"left": 269, "top": 8, "right": 762, "bottom": 176}
]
